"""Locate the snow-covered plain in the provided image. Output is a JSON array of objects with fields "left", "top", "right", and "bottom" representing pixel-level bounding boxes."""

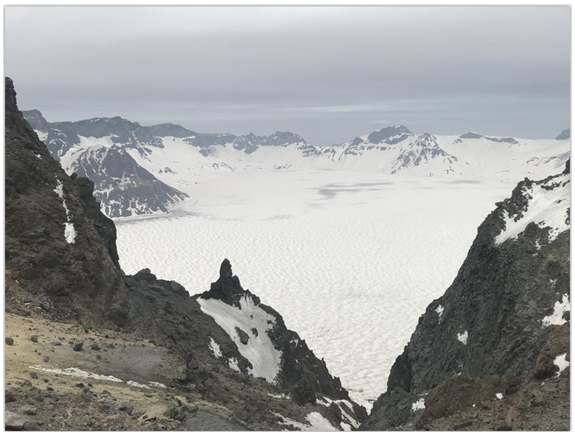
[{"left": 116, "top": 169, "right": 514, "bottom": 409}]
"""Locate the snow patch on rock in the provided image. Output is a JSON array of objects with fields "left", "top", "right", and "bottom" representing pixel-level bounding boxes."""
[
  {"left": 208, "top": 337, "right": 223, "bottom": 358},
  {"left": 274, "top": 411, "right": 340, "bottom": 431},
  {"left": 496, "top": 174, "right": 570, "bottom": 245},
  {"left": 554, "top": 353, "right": 570, "bottom": 377},
  {"left": 53, "top": 178, "right": 76, "bottom": 244},
  {"left": 542, "top": 294, "right": 570, "bottom": 327},
  {"left": 198, "top": 294, "right": 282, "bottom": 383},
  {"left": 435, "top": 305, "right": 444, "bottom": 321},
  {"left": 457, "top": 330, "right": 468, "bottom": 345},
  {"left": 411, "top": 398, "right": 426, "bottom": 412},
  {"left": 30, "top": 365, "right": 167, "bottom": 390}
]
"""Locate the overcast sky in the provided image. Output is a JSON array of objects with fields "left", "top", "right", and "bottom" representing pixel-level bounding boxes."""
[{"left": 5, "top": 6, "right": 571, "bottom": 145}]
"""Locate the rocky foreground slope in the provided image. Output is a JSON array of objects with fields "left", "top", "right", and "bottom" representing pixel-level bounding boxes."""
[
  {"left": 362, "top": 162, "right": 570, "bottom": 430},
  {"left": 5, "top": 77, "right": 365, "bottom": 430}
]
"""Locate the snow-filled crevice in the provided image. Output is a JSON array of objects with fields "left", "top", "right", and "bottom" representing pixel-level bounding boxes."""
[
  {"left": 198, "top": 295, "right": 282, "bottom": 383},
  {"left": 53, "top": 178, "right": 76, "bottom": 244}
]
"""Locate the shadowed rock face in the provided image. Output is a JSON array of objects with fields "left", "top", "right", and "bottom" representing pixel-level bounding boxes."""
[
  {"left": 363, "top": 162, "right": 570, "bottom": 431},
  {"left": 5, "top": 77, "right": 130, "bottom": 326},
  {"left": 70, "top": 145, "right": 188, "bottom": 218}
]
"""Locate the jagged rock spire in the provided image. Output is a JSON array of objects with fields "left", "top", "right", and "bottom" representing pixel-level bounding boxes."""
[
  {"left": 201, "top": 259, "right": 252, "bottom": 307},
  {"left": 219, "top": 258, "right": 233, "bottom": 279}
]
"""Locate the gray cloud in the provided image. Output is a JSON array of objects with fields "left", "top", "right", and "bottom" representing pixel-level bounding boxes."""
[{"left": 5, "top": 6, "right": 570, "bottom": 145}]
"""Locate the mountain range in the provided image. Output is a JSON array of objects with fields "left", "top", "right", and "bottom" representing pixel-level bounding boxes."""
[{"left": 23, "top": 110, "right": 570, "bottom": 218}]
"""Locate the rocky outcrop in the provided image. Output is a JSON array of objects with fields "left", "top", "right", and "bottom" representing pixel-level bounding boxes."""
[
  {"left": 362, "top": 162, "right": 570, "bottom": 430},
  {"left": 556, "top": 128, "right": 570, "bottom": 140},
  {"left": 5, "top": 77, "right": 129, "bottom": 326},
  {"left": 198, "top": 259, "right": 367, "bottom": 421}
]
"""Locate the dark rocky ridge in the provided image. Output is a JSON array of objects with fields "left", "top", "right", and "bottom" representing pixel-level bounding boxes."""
[
  {"left": 5, "top": 77, "right": 129, "bottom": 327},
  {"left": 455, "top": 132, "right": 518, "bottom": 144},
  {"left": 556, "top": 128, "right": 570, "bottom": 140},
  {"left": 70, "top": 145, "right": 188, "bottom": 217},
  {"left": 22, "top": 109, "right": 307, "bottom": 157},
  {"left": 8, "top": 77, "right": 365, "bottom": 430},
  {"left": 362, "top": 162, "right": 570, "bottom": 430}
]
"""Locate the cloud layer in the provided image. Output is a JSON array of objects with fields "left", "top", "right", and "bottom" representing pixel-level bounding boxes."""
[{"left": 5, "top": 6, "right": 570, "bottom": 145}]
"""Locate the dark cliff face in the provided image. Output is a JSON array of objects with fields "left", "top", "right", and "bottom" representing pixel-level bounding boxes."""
[
  {"left": 363, "top": 163, "right": 570, "bottom": 430},
  {"left": 5, "top": 78, "right": 129, "bottom": 326}
]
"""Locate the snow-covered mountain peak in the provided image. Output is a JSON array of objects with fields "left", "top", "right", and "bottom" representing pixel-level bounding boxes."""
[{"left": 391, "top": 132, "right": 459, "bottom": 175}]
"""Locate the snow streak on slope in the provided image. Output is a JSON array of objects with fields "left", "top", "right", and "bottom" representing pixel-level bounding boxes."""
[
  {"left": 116, "top": 170, "right": 513, "bottom": 408},
  {"left": 198, "top": 294, "right": 282, "bottom": 383}
]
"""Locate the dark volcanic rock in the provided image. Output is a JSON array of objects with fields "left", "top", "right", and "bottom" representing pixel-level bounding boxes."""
[
  {"left": 5, "top": 77, "right": 130, "bottom": 327},
  {"left": 363, "top": 164, "right": 570, "bottom": 430},
  {"left": 235, "top": 327, "right": 250, "bottom": 345},
  {"left": 5, "top": 337, "right": 14, "bottom": 345}
]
